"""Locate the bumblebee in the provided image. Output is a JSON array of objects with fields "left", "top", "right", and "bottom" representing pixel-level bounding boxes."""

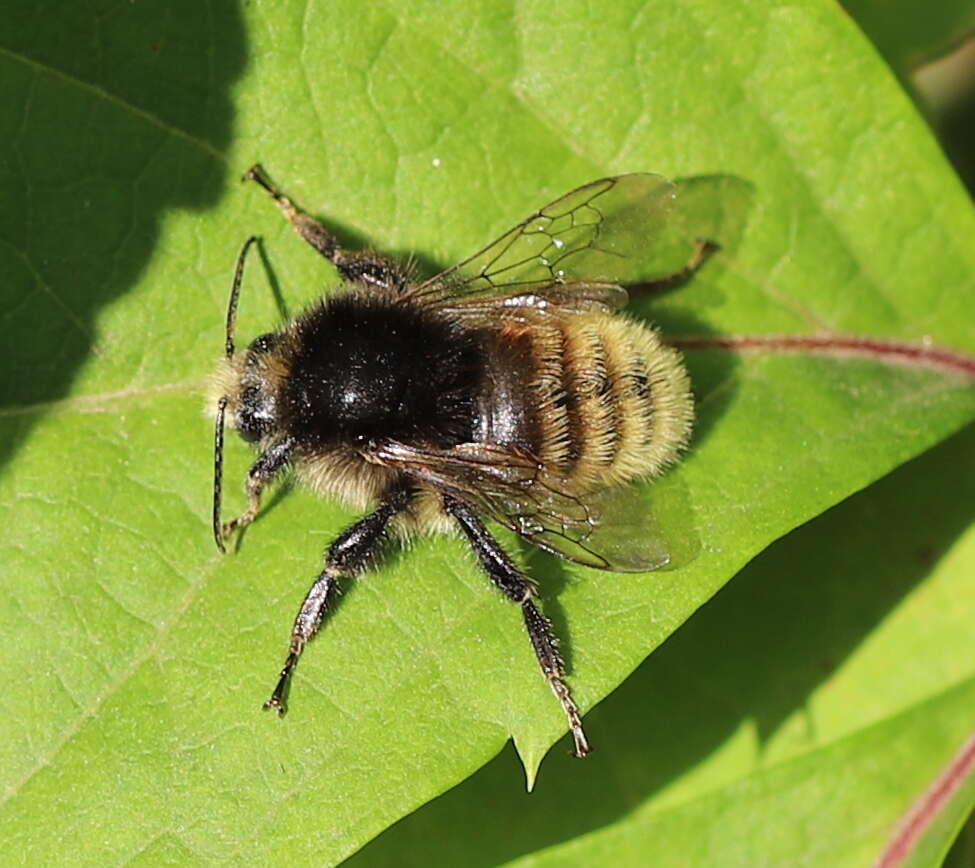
[{"left": 211, "top": 166, "right": 707, "bottom": 757}]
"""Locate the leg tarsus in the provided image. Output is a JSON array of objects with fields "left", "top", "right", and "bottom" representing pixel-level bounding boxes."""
[
  {"left": 522, "top": 599, "right": 591, "bottom": 758},
  {"left": 221, "top": 483, "right": 260, "bottom": 538},
  {"left": 221, "top": 437, "right": 294, "bottom": 546},
  {"left": 264, "top": 649, "right": 300, "bottom": 716},
  {"left": 241, "top": 163, "right": 277, "bottom": 195}
]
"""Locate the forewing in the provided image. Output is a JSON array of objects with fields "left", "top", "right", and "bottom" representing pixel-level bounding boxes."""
[
  {"left": 407, "top": 175, "right": 678, "bottom": 308},
  {"left": 436, "top": 282, "right": 630, "bottom": 318},
  {"left": 371, "top": 442, "right": 692, "bottom": 572}
]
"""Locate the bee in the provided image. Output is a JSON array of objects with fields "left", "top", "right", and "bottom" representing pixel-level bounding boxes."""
[{"left": 211, "top": 165, "right": 710, "bottom": 757}]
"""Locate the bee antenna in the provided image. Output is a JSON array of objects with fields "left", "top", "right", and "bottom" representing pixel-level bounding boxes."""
[
  {"left": 226, "top": 236, "right": 259, "bottom": 358},
  {"left": 213, "top": 395, "right": 229, "bottom": 553},
  {"left": 214, "top": 235, "right": 258, "bottom": 553}
]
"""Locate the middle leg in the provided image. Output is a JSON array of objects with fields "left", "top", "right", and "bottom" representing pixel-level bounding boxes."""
[{"left": 443, "top": 494, "right": 591, "bottom": 757}]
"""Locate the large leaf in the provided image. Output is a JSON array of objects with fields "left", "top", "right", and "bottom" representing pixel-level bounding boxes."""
[
  {"left": 349, "top": 421, "right": 975, "bottom": 868},
  {"left": 2, "top": 1, "right": 974, "bottom": 865}
]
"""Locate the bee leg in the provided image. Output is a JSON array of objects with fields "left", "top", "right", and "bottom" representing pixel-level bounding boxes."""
[
  {"left": 629, "top": 238, "right": 719, "bottom": 298},
  {"left": 264, "top": 482, "right": 413, "bottom": 715},
  {"left": 221, "top": 437, "right": 294, "bottom": 543},
  {"left": 243, "top": 163, "right": 407, "bottom": 292},
  {"left": 331, "top": 252, "right": 409, "bottom": 294},
  {"left": 443, "top": 495, "right": 591, "bottom": 758}
]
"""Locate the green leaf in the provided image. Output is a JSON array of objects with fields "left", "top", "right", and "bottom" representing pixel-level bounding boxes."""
[
  {"left": 347, "top": 421, "right": 975, "bottom": 868},
  {"left": 2, "top": 1, "right": 974, "bottom": 865},
  {"left": 518, "top": 681, "right": 975, "bottom": 868}
]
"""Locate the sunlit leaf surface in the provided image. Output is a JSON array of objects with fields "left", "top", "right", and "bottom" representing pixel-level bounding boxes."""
[{"left": 1, "top": 0, "right": 973, "bottom": 864}]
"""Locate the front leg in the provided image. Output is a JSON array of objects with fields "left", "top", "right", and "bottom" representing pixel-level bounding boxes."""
[
  {"left": 264, "top": 481, "right": 413, "bottom": 714},
  {"left": 220, "top": 437, "right": 295, "bottom": 548},
  {"left": 243, "top": 164, "right": 408, "bottom": 293},
  {"left": 443, "top": 494, "right": 591, "bottom": 757}
]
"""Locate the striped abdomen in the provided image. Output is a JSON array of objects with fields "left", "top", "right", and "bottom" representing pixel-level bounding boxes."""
[{"left": 477, "top": 311, "right": 693, "bottom": 491}]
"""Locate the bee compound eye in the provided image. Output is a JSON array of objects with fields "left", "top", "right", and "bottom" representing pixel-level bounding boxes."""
[{"left": 236, "top": 386, "right": 275, "bottom": 442}]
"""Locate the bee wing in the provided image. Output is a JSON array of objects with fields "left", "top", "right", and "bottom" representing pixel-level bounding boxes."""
[
  {"left": 406, "top": 175, "right": 678, "bottom": 309},
  {"left": 371, "top": 441, "right": 687, "bottom": 572},
  {"left": 532, "top": 481, "right": 699, "bottom": 572}
]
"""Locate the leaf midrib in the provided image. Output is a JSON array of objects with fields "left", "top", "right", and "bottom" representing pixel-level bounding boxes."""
[{"left": 0, "top": 44, "right": 227, "bottom": 163}]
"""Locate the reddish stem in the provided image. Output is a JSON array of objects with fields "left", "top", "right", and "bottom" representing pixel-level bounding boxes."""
[
  {"left": 875, "top": 732, "right": 975, "bottom": 868},
  {"left": 669, "top": 334, "right": 975, "bottom": 379}
]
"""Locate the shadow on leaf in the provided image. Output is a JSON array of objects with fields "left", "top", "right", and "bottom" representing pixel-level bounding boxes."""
[{"left": 0, "top": 1, "right": 247, "bottom": 466}]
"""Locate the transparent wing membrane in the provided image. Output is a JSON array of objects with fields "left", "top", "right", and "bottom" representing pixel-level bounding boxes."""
[
  {"left": 408, "top": 175, "right": 678, "bottom": 308},
  {"left": 372, "top": 442, "right": 694, "bottom": 572}
]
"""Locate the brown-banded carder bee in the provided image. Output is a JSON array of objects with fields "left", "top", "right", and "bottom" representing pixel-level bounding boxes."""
[{"left": 211, "top": 166, "right": 710, "bottom": 756}]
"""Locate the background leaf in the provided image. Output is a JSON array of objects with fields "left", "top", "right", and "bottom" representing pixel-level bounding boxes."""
[
  {"left": 1, "top": 0, "right": 974, "bottom": 865},
  {"left": 843, "top": 0, "right": 975, "bottom": 76}
]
